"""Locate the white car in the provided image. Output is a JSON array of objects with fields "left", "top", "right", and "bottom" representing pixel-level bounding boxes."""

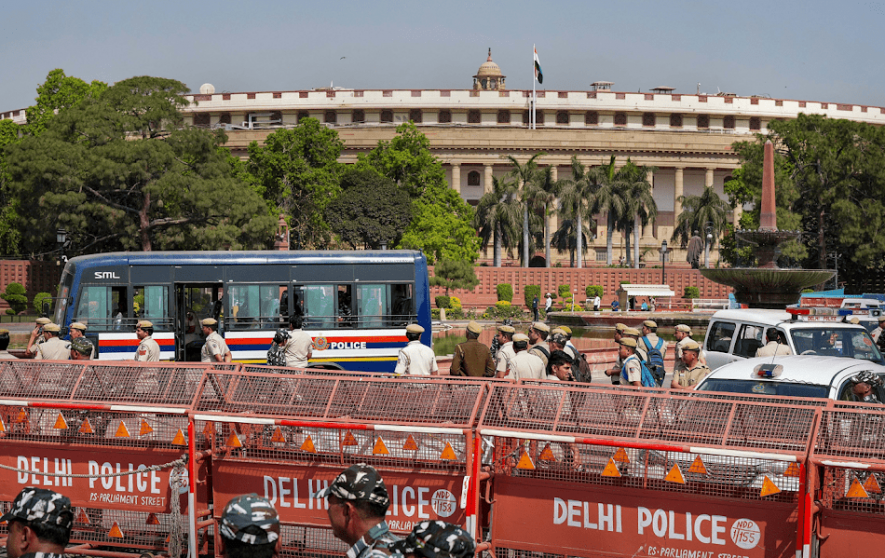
[
  {"left": 696, "top": 355, "right": 885, "bottom": 401},
  {"left": 703, "top": 308, "right": 883, "bottom": 370}
]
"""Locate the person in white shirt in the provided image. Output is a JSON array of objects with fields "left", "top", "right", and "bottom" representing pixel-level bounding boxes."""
[
  {"left": 394, "top": 324, "right": 438, "bottom": 376},
  {"left": 494, "top": 325, "right": 516, "bottom": 378},
  {"left": 507, "top": 333, "right": 545, "bottom": 380},
  {"left": 285, "top": 314, "right": 313, "bottom": 368}
]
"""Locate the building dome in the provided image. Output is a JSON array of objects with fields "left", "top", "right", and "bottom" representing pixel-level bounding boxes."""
[
  {"left": 200, "top": 83, "right": 216, "bottom": 94},
  {"left": 473, "top": 49, "right": 506, "bottom": 91}
]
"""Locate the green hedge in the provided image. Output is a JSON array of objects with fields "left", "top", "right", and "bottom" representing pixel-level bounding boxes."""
[
  {"left": 496, "top": 283, "right": 513, "bottom": 302},
  {"left": 684, "top": 286, "right": 700, "bottom": 299},
  {"left": 523, "top": 285, "right": 541, "bottom": 309},
  {"left": 558, "top": 284, "right": 571, "bottom": 298},
  {"left": 435, "top": 296, "right": 451, "bottom": 309},
  {"left": 586, "top": 285, "right": 603, "bottom": 298}
]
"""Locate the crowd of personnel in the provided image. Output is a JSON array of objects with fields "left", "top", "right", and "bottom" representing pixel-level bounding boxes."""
[{"left": 3, "top": 462, "right": 475, "bottom": 558}]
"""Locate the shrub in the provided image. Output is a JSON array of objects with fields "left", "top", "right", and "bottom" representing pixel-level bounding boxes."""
[
  {"left": 1, "top": 282, "right": 28, "bottom": 316},
  {"left": 684, "top": 286, "right": 700, "bottom": 299},
  {"left": 489, "top": 300, "right": 523, "bottom": 319},
  {"left": 450, "top": 296, "right": 462, "bottom": 310},
  {"left": 558, "top": 284, "right": 571, "bottom": 298},
  {"left": 435, "top": 295, "right": 451, "bottom": 309},
  {"left": 586, "top": 285, "right": 603, "bottom": 298},
  {"left": 495, "top": 300, "right": 512, "bottom": 311},
  {"left": 523, "top": 285, "right": 541, "bottom": 309},
  {"left": 496, "top": 283, "right": 513, "bottom": 302},
  {"left": 431, "top": 308, "right": 441, "bottom": 320},
  {"left": 33, "top": 292, "right": 53, "bottom": 315}
]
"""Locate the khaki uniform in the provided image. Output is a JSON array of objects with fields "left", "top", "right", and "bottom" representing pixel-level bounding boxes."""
[
  {"left": 674, "top": 337, "right": 707, "bottom": 373},
  {"left": 673, "top": 363, "right": 712, "bottom": 388},
  {"left": 508, "top": 351, "right": 545, "bottom": 380},
  {"left": 495, "top": 342, "right": 516, "bottom": 375},
  {"left": 872, "top": 326, "right": 883, "bottom": 344},
  {"left": 640, "top": 333, "right": 667, "bottom": 361},
  {"left": 284, "top": 328, "right": 313, "bottom": 367},
  {"left": 0, "top": 350, "right": 16, "bottom": 360},
  {"left": 201, "top": 331, "right": 230, "bottom": 362},
  {"left": 529, "top": 341, "right": 551, "bottom": 368},
  {"left": 621, "top": 355, "right": 643, "bottom": 384},
  {"left": 135, "top": 336, "right": 161, "bottom": 362},
  {"left": 451, "top": 338, "right": 494, "bottom": 377},
  {"left": 755, "top": 341, "right": 792, "bottom": 357},
  {"left": 35, "top": 337, "right": 70, "bottom": 360},
  {"left": 394, "top": 340, "right": 438, "bottom": 376}
]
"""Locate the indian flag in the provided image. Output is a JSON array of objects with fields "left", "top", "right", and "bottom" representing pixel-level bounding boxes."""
[{"left": 533, "top": 46, "right": 543, "bottom": 84}]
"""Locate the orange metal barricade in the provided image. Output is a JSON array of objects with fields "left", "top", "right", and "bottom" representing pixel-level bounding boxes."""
[
  {"left": 479, "top": 383, "right": 817, "bottom": 558},
  {"left": 191, "top": 370, "right": 489, "bottom": 558}
]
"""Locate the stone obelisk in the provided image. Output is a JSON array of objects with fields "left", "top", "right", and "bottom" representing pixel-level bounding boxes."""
[{"left": 760, "top": 140, "right": 777, "bottom": 231}]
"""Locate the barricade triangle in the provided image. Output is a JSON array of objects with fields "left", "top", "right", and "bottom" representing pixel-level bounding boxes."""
[
  {"left": 612, "top": 447, "right": 630, "bottom": 463},
  {"left": 601, "top": 458, "right": 621, "bottom": 477},
  {"left": 688, "top": 456, "right": 707, "bottom": 475},
  {"left": 0, "top": 417, "right": 5, "bottom": 432},
  {"left": 226, "top": 433, "right": 242, "bottom": 448},
  {"left": 172, "top": 429, "right": 186, "bottom": 446},
  {"left": 760, "top": 475, "right": 781, "bottom": 497},
  {"left": 78, "top": 417, "right": 94, "bottom": 434},
  {"left": 300, "top": 436, "right": 317, "bottom": 453},
  {"left": 114, "top": 421, "right": 131, "bottom": 438},
  {"left": 516, "top": 451, "right": 535, "bottom": 470},
  {"left": 539, "top": 443, "right": 556, "bottom": 462},
  {"left": 203, "top": 422, "right": 215, "bottom": 437},
  {"left": 440, "top": 442, "right": 457, "bottom": 461},
  {"left": 53, "top": 413, "right": 68, "bottom": 430},
  {"left": 373, "top": 437, "right": 390, "bottom": 455},
  {"left": 402, "top": 434, "right": 419, "bottom": 451},
  {"left": 847, "top": 477, "right": 870, "bottom": 498},
  {"left": 108, "top": 522, "right": 124, "bottom": 538},
  {"left": 784, "top": 462, "right": 802, "bottom": 478},
  {"left": 863, "top": 474, "right": 882, "bottom": 494},
  {"left": 343, "top": 431, "right": 358, "bottom": 446},
  {"left": 665, "top": 463, "right": 686, "bottom": 484},
  {"left": 271, "top": 427, "right": 286, "bottom": 443},
  {"left": 75, "top": 510, "right": 90, "bottom": 524},
  {"left": 145, "top": 513, "right": 160, "bottom": 525},
  {"left": 139, "top": 419, "right": 153, "bottom": 436},
  {"left": 15, "top": 408, "right": 27, "bottom": 423}
]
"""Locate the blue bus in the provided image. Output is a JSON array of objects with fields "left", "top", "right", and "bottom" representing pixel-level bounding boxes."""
[{"left": 53, "top": 250, "right": 432, "bottom": 371}]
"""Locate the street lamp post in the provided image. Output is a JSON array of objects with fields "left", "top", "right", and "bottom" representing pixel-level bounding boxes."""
[
  {"left": 56, "top": 228, "right": 67, "bottom": 265},
  {"left": 660, "top": 240, "right": 668, "bottom": 286},
  {"left": 704, "top": 222, "right": 713, "bottom": 268}
]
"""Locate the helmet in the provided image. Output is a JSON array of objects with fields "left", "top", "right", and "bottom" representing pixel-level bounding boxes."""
[{"left": 273, "top": 329, "right": 290, "bottom": 344}]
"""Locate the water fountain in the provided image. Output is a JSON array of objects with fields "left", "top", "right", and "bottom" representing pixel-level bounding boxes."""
[{"left": 701, "top": 140, "right": 834, "bottom": 308}]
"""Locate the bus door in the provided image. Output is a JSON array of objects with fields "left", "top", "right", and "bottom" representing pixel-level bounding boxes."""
[{"left": 174, "top": 283, "right": 223, "bottom": 361}]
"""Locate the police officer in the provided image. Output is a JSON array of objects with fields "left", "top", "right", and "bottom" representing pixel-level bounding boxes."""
[
  {"left": 506, "top": 333, "right": 545, "bottom": 380},
  {"left": 25, "top": 317, "right": 51, "bottom": 356},
  {"left": 391, "top": 521, "right": 476, "bottom": 558},
  {"left": 670, "top": 340, "right": 711, "bottom": 390},
  {"left": 219, "top": 494, "right": 280, "bottom": 558},
  {"left": 395, "top": 324, "right": 438, "bottom": 376},
  {"left": 0, "top": 328, "right": 15, "bottom": 360},
  {"left": 604, "top": 323, "right": 628, "bottom": 385},
  {"left": 872, "top": 316, "right": 885, "bottom": 344},
  {"left": 68, "top": 322, "right": 94, "bottom": 359},
  {"left": 2, "top": 487, "right": 74, "bottom": 558},
  {"left": 134, "top": 320, "right": 161, "bottom": 362},
  {"left": 528, "top": 322, "right": 551, "bottom": 368},
  {"left": 673, "top": 324, "right": 707, "bottom": 373},
  {"left": 618, "top": 337, "right": 643, "bottom": 388},
  {"left": 314, "top": 463, "right": 401, "bottom": 558},
  {"left": 493, "top": 324, "right": 516, "bottom": 378},
  {"left": 201, "top": 318, "right": 232, "bottom": 363},
  {"left": 35, "top": 324, "right": 70, "bottom": 361},
  {"left": 450, "top": 321, "right": 494, "bottom": 377},
  {"left": 70, "top": 337, "right": 94, "bottom": 361},
  {"left": 849, "top": 371, "right": 883, "bottom": 403}
]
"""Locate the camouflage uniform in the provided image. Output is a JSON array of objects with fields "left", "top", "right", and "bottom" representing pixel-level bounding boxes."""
[
  {"left": 219, "top": 494, "right": 280, "bottom": 547},
  {"left": 391, "top": 521, "right": 477, "bottom": 558}
]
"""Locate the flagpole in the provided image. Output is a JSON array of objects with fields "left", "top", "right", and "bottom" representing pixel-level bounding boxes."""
[{"left": 532, "top": 44, "right": 536, "bottom": 130}]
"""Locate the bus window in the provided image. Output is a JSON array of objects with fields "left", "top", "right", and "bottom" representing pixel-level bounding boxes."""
[
  {"left": 357, "top": 284, "right": 387, "bottom": 329},
  {"left": 391, "top": 283, "right": 413, "bottom": 326},
  {"left": 75, "top": 286, "right": 127, "bottom": 331},
  {"left": 303, "top": 285, "right": 335, "bottom": 329},
  {"left": 338, "top": 285, "right": 355, "bottom": 328},
  {"left": 228, "top": 285, "right": 287, "bottom": 330},
  {"left": 134, "top": 286, "right": 168, "bottom": 329}
]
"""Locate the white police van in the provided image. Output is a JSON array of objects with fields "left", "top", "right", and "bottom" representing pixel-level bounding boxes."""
[{"left": 703, "top": 308, "right": 883, "bottom": 371}]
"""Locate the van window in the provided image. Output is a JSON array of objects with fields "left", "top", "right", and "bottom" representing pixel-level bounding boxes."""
[
  {"left": 707, "top": 321, "right": 736, "bottom": 353},
  {"left": 734, "top": 324, "right": 765, "bottom": 358},
  {"left": 698, "top": 379, "right": 829, "bottom": 399}
]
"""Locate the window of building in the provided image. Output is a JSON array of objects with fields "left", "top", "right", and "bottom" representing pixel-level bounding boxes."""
[
  {"left": 467, "top": 171, "right": 481, "bottom": 186},
  {"left": 585, "top": 111, "right": 598, "bottom": 125},
  {"left": 642, "top": 113, "right": 656, "bottom": 127},
  {"left": 219, "top": 113, "right": 231, "bottom": 125},
  {"left": 439, "top": 110, "right": 452, "bottom": 124},
  {"left": 596, "top": 250, "right": 607, "bottom": 262},
  {"left": 724, "top": 115, "right": 735, "bottom": 129},
  {"left": 193, "top": 113, "right": 210, "bottom": 127},
  {"left": 670, "top": 113, "right": 683, "bottom": 128},
  {"left": 697, "top": 114, "right": 710, "bottom": 129},
  {"left": 749, "top": 117, "right": 761, "bottom": 131},
  {"left": 468, "top": 110, "right": 481, "bottom": 124},
  {"left": 409, "top": 109, "right": 422, "bottom": 123},
  {"left": 614, "top": 112, "right": 627, "bottom": 126},
  {"left": 381, "top": 110, "right": 394, "bottom": 123},
  {"left": 297, "top": 111, "right": 309, "bottom": 122},
  {"left": 497, "top": 110, "right": 511, "bottom": 124},
  {"left": 270, "top": 111, "right": 282, "bottom": 125},
  {"left": 324, "top": 111, "right": 337, "bottom": 124},
  {"left": 556, "top": 111, "right": 569, "bottom": 125},
  {"left": 523, "top": 111, "right": 530, "bottom": 126},
  {"left": 535, "top": 111, "right": 544, "bottom": 125},
  {"left": 352, "top": 110, "right": 365, "bottom": 123}
]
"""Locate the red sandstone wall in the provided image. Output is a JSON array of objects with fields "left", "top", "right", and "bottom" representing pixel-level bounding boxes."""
[
  {"left": 429, "top": 266, "right": 732, "bottom": 309},
  {"left": 0, "top": 261, "right": 62, "bottom": 313}
]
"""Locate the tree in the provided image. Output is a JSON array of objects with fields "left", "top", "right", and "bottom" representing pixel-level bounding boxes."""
[
  {"left": 1, "top": 282, "right": 27, "bottom": 315},
  {"left": 5, "top": 76, "right": 276, "bottom": 254},
  {"left": 551, "top": 218, "right": 593, "bottom": 267},
  {"left": 559, "top": 155, "right": 599, "bottom": 268},
  {"left": 616, "top": 160, "right": 657, "bottom": 268},
  {"left": 25, "top": 69, "right": 107, "bottom": 137},
  {"left": 325, "top": 168, "right": 412, "bottom": 249},
  {"left": 534, "top": 166, "right": 563, "bottom": 267},
  {"left": 429, "top": 259, "right": 479, "bottom": 296},
  {"left": 33, "top": 292, "right": 52, "bottom": 315},
  {"left": 246, "top": 118, "right": 344, "bottom": 248},
  {"left": 0, "top": 119, "right": 22, "bottom": 255},
  {"left": 473, "top": 175, "right": 520, "bottom": 267},
  {"left": 590, "top": 156, "right": 628, "bottom": 265},
  {"left": 505, "top": 152, "right": 545, "bottom": 267},
  {"left": 671, "top": 186, "right": 732, "bottom": 267},
  {"left": 363, "top": 122, "right": 445, "bottom": 198}
]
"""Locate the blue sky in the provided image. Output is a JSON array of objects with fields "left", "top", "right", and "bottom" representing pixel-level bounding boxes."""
[{"left": 2, "top": 0, "right": 883, "bottom": 111}]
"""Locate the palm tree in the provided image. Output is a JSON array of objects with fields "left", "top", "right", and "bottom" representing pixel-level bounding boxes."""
[
  {"left": 616, "top": 160, "right": 658, "bottom": 268},
  {"left": 589, "top": 155, "right": 628, "bottom": 266},
  {"left": 535, "top": 166, "right": 563, "bottom": 267},
  {"left": 473, "top": 176, "right": 521, "bottom": 267},
  {"left": 552, "top": 218, "right": 594, "bottom": 267},
  {"left": 559, "top": 156, "right": 599, "bottom": 268},
  {"left": 672, "top": 186, "right": 731, "bottom": 257},
  {"left": 505, "top": 153, "right": 545, "bottom": 268}
]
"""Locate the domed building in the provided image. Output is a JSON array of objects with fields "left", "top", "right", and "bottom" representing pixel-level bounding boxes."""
[{"left": 473, "top": 49, "right": 506, "bottom": 91}]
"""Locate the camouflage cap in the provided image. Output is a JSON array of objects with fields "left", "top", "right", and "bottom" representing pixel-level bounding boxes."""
[
  {"left": 71, "top": 337, "right": 94, "bottom": 356},
  {"left": 272, "top": 329, "right": 290, "bottom": 344},
  {"left": 0, "top": 487, "right": 73, "bottom": 529},
  {"left": 219, "top": 494, "right": 280, "bottom": 545},
  {"left": 391, "top": 520, "right": 477, "bottom": 558},
  {"left": 312, "top": 463, "right": 389, "bottom": 507},
  {"left": 550, "top": 333, "right": 568, "bottom": 346},
  {"left": 851, "top": 371, "right": 884, "bottom": 387}
]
